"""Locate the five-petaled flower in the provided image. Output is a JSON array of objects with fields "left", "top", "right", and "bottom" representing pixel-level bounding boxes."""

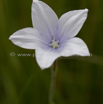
[{"left": 9, "top": 0, "right": 90, "bottom": 69}]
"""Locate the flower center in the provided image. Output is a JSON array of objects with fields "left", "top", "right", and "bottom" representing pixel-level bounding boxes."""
[{"left": 49, "top": 35, "right": 59, "bottom": 49}]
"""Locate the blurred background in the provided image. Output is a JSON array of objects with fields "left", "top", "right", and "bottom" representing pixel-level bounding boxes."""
[{"left": 0, "top": 0, "right": 103, "bottom": 104}]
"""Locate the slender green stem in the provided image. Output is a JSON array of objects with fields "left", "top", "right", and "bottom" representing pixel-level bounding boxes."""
[{"left": 49, "top": 60, "right": 57, "bottom": 104}]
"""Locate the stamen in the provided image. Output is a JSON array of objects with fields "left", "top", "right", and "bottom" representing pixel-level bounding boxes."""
[{"left": 49, "top": 35, "right": 59, "bottom": 49}]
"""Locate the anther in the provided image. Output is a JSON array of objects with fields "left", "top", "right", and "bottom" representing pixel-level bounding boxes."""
[{"left": 49, "top": 35, "right": 59, "bottom": 49}]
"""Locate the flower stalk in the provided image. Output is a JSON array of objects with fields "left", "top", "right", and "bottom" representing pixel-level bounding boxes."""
[{"left": 49, "top": 60, "right": 57, "bottom": 104}]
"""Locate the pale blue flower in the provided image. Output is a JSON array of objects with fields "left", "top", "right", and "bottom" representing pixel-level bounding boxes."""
[{"left": 9, "top": 0, "right": 90, "bottom": 69}]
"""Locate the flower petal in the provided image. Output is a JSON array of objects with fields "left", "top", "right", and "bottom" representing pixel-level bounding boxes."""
[
  {"left": 33, "top": 0, "right": 38, "bottom": 2},
  {"left": 32, "top": 0, "right": 58, "bottom": 41},
  {"left": 58, "top": 37, "right": 90, "bottom": 57},
  {"left": 9, "top": 28, "right": 48, "bottom": 49},
  {"left": 35, "top": 48, "right": 60, "bottom": 69},
  {"left": 56, "top": 9, "right": 88, "bottom": 42}
]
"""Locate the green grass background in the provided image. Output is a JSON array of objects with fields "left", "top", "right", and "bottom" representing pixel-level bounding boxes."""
[{"left": 0, "top": 0, "right": 103, "bottom": 104}]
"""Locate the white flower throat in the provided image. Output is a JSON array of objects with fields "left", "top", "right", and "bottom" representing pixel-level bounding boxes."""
[{"left": 49, "top": 35, "right": 59, "bottom": 49}]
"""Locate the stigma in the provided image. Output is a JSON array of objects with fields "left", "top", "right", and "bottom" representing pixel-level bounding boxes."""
[{"left": 49, "top": 35, "right": 59, "bottom": 49}]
